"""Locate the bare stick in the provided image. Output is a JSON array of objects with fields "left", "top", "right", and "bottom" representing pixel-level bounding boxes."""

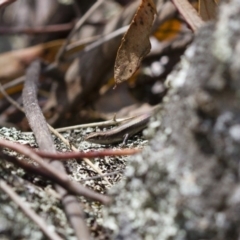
[
  {"left": 54, "top": 116, "right": 134, "bottom": 132},
  {"left": 0, "top": 83, "right": 24, "bottom": 111},
  {"left": 1, "top": 76, "right": 25, "bottom": 93},
  {"left": 35, "top": 148, "right": 141, "bottom": 159},
  {"left": 22, "top": 60, "right": 90, "bottom": 240},
  {"left": 0, "top": 22, "right": 73, "bottom": 35},
  {"left": 65, "top": 25, "right": 129, "bottom": 61},
  {"left": 0, "top": 180, "right": 63, "bottom": 240},
  {"left": 55, "top": 0, "right": 105, "bottom": 63}
]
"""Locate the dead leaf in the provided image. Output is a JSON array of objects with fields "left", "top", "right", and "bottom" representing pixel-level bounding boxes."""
[
  {"left": 114, "top": 0, "right": 156, "bottom": 85},
  {"left": 198, "top": 0, "right": 219, "bottom": 21},
  {"left": 172, "top": 0, "right": 204, "bottom": 32}
]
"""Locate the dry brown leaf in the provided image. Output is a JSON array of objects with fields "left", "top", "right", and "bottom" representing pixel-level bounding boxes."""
[
  {"left": 114, "top": 0, "right": 156, "bottom": 85},
  {"left": 198, "top": 0, "right": 219, "bottom": 21},
  {"left": 172, "top": 0, "right": 204, "bottom": 32}
]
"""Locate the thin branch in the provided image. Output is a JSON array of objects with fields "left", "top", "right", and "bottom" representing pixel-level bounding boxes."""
[
  {"left": 0, "top": 83, "right": 24, "bottom": 111},
  {"left": 52, "top": 116, "right": 134, "bottom": 132},
  {"left": 1, "top": 76, "right": 25, "bottom": 93},
  {"left": 22, "top": 61, "right": 53, "bottom": 150},
  {"left": 0, "top": 22, "right": 73, "bottom": 35},
  {"left": 55, "top": 0, "right": 105, "bottom": 63},
  {"left": 83, "top": 25, "right": 129, "bottom": 53},
  {"left": 65, "top": 25, "right": 129, "bottom": 61},
  {"left": 35, "top": 148, "right": 141, "bottom": 159},
  {"left": 0, "top": 180, "right": 63, "bottom": 240},
  {"left": 22, "top": 60, "right": 90, "bottom": 240}
]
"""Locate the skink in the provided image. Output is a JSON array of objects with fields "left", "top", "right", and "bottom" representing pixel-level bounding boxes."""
[{"left": 84, "top": 113, "right": 151, "bottom": 145}]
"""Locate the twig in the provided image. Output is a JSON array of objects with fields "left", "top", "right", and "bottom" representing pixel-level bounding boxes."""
[
  {"left": 66, "top": 34, "right": 100, "bottom": 50},
  {"left": 55, "top": 0, "right": 105, "bottom": 63},
  {"left": 22, "top": 60, "right": 90, "bottom": 240},
  {"left": 0, "top": 139, "right": 110, "bottom": 204},
  {"left": 66, "top": 25, "right": 129, "bottom": 61},
  {"left": 0, "top": 83, "right": 24, "bottom": 111},
  {"left": 0, "top": 22, "right": 73, "bottom": 35},
  {"left": 52, "top": 116, "right": 134, "bottom": 132},
  {"left": 0, "top": 180, "right": 63, "bottom": 240},
  {"left": 35, "top": 148, "right": 141, "bottom": 159},
  {"left": 1, "top": 76, "right": 25, "bottom": 93},
  {"left": 84, "top": 25, "right": 129, "bottom": 52},
  {"left": 22, "top": 61, "right": 54, "bottom": 150},
  {"left": 64, "top": 34, "right": 101, "bottom": 57}
]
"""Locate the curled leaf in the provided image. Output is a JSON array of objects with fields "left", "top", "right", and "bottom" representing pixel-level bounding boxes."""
[{"left": 114, "top": 0, "right": 156, "bottom": 85}]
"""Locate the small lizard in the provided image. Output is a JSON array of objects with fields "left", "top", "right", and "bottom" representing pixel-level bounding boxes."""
[{"left": 84, "top": 113, "right": 151, "bottom": 145}]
